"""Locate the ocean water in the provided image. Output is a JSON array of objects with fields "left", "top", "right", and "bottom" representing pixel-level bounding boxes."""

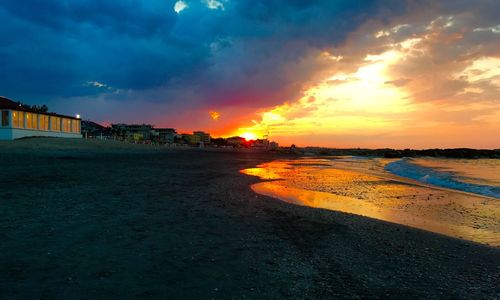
[{"left": 385, "top": 158, "right": 500, "bottom": 199}]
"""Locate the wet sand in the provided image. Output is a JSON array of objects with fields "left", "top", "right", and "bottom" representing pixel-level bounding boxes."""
[
  {"left": 243, "top": 158, "right": 500, "bottom": 246},
  {"left": 0, "top": 139, "right": 499, "bottom": 298}
]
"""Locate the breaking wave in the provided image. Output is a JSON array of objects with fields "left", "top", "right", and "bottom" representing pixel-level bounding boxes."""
[{"left": 385, "top": 158, "right": 500, "bottom": 199}]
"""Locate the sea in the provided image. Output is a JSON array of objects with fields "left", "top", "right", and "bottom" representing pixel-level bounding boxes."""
[{"left": 385, "top": 157, "right": 500, "bottom": 199}]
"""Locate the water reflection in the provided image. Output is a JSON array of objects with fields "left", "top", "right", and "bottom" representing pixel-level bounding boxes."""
[{"left": 242, "top": 158, "right": 500, "bottom": 247}]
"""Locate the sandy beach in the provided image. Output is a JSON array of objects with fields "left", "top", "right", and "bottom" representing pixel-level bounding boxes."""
[{"left": 0, "top": 139, "right": 499, "bottom": 298}]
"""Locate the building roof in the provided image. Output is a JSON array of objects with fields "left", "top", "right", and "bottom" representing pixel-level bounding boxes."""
[
  {"left": 0, "top": 96, "right": 80, "bottom": 120},
  {"left": 155, "top": 128, "right": 177, "bottom": 132},
  {"left": 111, "top": 124, "right": 153, "bottom": 129}
]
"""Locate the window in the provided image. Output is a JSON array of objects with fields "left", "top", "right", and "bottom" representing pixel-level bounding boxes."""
[
  {"left": 12, "top": 111, "right": 18, "bottom": 127},
  {"left": 62, "top": 118, "right": 71, "bottom": 132},
  {"left": 51, "top": 116, "right": 61, "bottom": 131},
  {"left": 39, "top": 115, "right": 49, "bottom": 131},
  {"left": 1, "top": 111, "right": 9, "bottom": 127},
  {"left": 25, "top": 113, "right": 32, "bottom": 129},
  {"left": 25, "top": 113, "right": 38, "bottom": 129},
  {"left": 72, "top": 119, "right": 80, "bottom": 133},
  {"left": 12, "top": 111, "right": 24, "bottom": 128},
  {"left": 32, "top": 114, "right": 38, "bottom": 129}
]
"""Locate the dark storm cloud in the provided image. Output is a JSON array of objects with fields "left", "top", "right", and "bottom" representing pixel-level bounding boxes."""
[
  {"left": 175, "top": 0, "right": 411, "bottom": 108},
  {"left": 0, "top": 0, "right": 198, "bottom": 100},
  {"left": 0, "top": 0, "right": 410, "bottom": 110}
]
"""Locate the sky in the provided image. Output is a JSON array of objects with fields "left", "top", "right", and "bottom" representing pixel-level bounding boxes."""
[{"left": 0, "top": 0, "right": 499, "bottom": 149}]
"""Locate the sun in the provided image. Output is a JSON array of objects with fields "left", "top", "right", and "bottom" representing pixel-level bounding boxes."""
[{"left": 241, "top": 132, "right": 257, "bottom": 141}]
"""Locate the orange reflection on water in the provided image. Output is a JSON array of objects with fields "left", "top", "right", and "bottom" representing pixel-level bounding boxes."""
[
  {"left": 241, "top": 164, "right": 284, "bottom": 180},
  {"left": 242, "top": 159, "right": 500, "bottom": 247},
  {"left": 253, "top": 181, "right": 387, "bottom": 218}
]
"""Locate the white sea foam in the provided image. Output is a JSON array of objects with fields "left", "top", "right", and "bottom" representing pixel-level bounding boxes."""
[{"left": 385, "top": 158, "right": 500, "bottom": 198}]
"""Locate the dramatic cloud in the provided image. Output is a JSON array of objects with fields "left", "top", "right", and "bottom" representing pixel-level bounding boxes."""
[
  {"left": 0, "top": 0, "right": 498, "bottom": 147},
  {"left": 240, "top": 0, "right": 500, "bottom": 148},
  {"left": 0, "top": 1, "right": 407, "bottom": 110}
]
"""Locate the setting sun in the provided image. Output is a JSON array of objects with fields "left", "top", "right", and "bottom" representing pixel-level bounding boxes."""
[{"left": 241, "top": 132, "right": 257, "bottom": 141}]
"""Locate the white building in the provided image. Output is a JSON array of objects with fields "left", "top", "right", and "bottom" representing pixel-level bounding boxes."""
[{"left": 0, "top": 97, "right": 81, "bottom": 140}]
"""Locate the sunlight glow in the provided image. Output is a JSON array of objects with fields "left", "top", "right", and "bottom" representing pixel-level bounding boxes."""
[
  {"left": 228, "top": 18, "right": 500, "bottom": 148},
  {"left": 241, "top": 132, "right": 258, "bottom": 141},
  {"left": 461, "top": 57, "right": 500, "bottom": 83},
  {"left": 233, "top": 48, "right": 411, "bottom": 140}
]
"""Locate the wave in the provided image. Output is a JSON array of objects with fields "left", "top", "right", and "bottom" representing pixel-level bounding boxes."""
[{"left": 385, "top": 158, "right": 500, "bottom": 199}]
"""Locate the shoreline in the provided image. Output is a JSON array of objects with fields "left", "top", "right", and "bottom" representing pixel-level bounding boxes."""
[
  {"left": 242, "top": 158, "right": 500, "bottom": 247},
  {"left": 0, "top": 139, "right": 498, "bottom": 298}
]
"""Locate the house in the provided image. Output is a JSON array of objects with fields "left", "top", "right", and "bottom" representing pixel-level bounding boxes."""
[
  {"left": 81, "top": 120, "right": 114, "bottom": 139},
  {"left": 269, "top": 141, "right": 279, "bottom": 150},
  {"left": 226, "top": 136, "right": 246, "bottom": 147},
  {"left": 193, "top": 131, "right": 211, "bottom": 144},
  {"left": 251, "top": 139, "right": 269, "bottom": 149},
  {"left": 111, "top": 124, "right": 154, "bottom": 142},
  {"left": 155, "top": 128, "right": 177, "bottom": 144},
  {"left": 0, "top": 96, "right": 81, "bottom": 140},
  {"left": 250, "top": 139, "right": 280, "bottom": 150},
  {"left": 180, "top": 133, "right": 194, "bottom": 144},
  {"left": 179, "top": 131, "right": 211, "bottom": 145}
]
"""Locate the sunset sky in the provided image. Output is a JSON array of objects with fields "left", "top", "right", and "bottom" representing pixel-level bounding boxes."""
[{"left": 1, "top": 0, "right": 499, "bottom": 148}]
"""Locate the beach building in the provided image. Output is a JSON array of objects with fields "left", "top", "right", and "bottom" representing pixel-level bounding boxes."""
[
  {"left": 226, "top": 136, "right": 246, "bottom": 147},
  {"left": 111, "top": 124, "right": 153, "bottom": 142},
  {"left": 180, "top": 133, "right": 194, "bottom": 144},
  {"left": 0, "top": 97, "right": 81, "bottom": 140},
  {"left": 180, "top": 131, "right": 211, "bottom": 145},
  {"left": 251, "top": 139, "right": 269, "bottom": 149},
  {"left": 155, "top": 128, "right": 177, "bottom": 144},
  {"left": 81, "top": 120, "right": 114, "bottom": 139},
  {"left": 193, "top": 131, "right": 211, "bottom": 144}
]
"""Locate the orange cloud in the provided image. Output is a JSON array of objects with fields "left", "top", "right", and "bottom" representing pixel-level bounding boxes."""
[
  {"left": 233, "top": 11, "right": 500, "bottom": 148},
  {"left": 209, "top": 110, "right": 220, "bottom": 121}
]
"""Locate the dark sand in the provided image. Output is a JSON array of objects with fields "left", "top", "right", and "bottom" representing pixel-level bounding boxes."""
[{"left": 0, "top": 139, "right": 499, "bottom": 299}]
